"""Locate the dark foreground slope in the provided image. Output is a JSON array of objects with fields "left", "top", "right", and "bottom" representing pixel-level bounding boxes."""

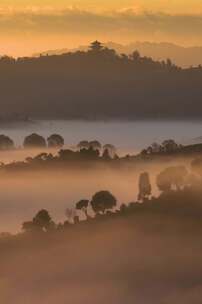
[
  {"left": 1, "top": 190, "right": 202, "bottom": 304},
  {"left": 1, "top": 45, "right": 202, "bottom": 120}
]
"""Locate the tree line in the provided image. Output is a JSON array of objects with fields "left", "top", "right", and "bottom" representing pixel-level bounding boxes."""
[
  {"left": 0, "top": 135, "right": 199, "bottom": 158},
  {"left": 20, "top": 163, "right": 202, "bottom": 234},
  {"left": 0, "top": 134, "right": 117, "bottom": 152},
  {"left": 0, "top": 133, "right": 64, "bottom": 150},
  {"left": 1, "top": 136, "right": 202, "bottom": 172}
]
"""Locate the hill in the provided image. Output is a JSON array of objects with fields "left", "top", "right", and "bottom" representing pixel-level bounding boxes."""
[
  {"left": 34, "top": 41, "right": 202, "bottom": 68},
  {"left": 1, "top": 188, "right": 202, "bottom": 304},
  {"left": 1, "top": 41, "right": 202, "bottom": 120}
]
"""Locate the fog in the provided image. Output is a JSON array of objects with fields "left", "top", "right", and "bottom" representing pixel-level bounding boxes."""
[
  {"left": 0, "top": 119, "right": 201, "bottom": 232},
  {"left": 0, "top": 157, "right": 189, "bottom": 233},
  {"left": 0, "top": 167, "right": 146, "bottom": 232},
  {"left": 0, "top": 120, "right": 201, "bottom": 303},
  {"left": 1, "top": 214, "right": 202, "bottom": 304},
  {"left": 1, "top": 119, "right": 202, "bottom": 157}
]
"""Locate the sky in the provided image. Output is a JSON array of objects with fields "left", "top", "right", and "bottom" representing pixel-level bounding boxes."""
[
  {"left": 0, "top": 0, "right": 201, "bottom": 56},
  {"left": 1, "top": 0, "right": 202, "bottom": 13}
]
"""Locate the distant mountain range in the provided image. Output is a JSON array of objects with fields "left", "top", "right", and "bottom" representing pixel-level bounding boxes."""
[{"left": 34, "top": 42, "right": 202, "bottom": 68}]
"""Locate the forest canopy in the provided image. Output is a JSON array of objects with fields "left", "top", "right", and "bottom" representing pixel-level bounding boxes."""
[{"left": 0, "top": 41, "right": 202, "bottom": 121}]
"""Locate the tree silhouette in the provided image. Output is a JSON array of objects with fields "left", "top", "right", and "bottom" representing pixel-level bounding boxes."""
[
  {"left": 22, "top": 209, "right": 54, "bottom": 232},
  {"left": 32, "top": 209, "right": 53, "bottom": 231},
  {"left": 130, "top": 50, "right": 140, "bottom": 61},
  {"left": 161, "top": 139, "right": 179, "bottom": 153},
  {"left": 166, "top": 58, "right": 173, "bottom": 69},
  {"left": 0, "top": 135, "right": 14, "bottom": 150},
  {"left": 150, "top": 142, "right": 161, "bottom": 153},
  {"left": 22, "top": 221, "right": 36, "bottom": 232},
  {"left": 138, "top": 172, "right": 152, "bottom": 201},
  {"left": 79, "top": 146, "right": 100, "bottom": 160},
  {"left": 89, "top": 140, "right": 102, "bottom": 152},
  {"left": 156, "top": 166, "right": 188, "bottom": 192},
  {"left": 23, "top": 133, "right": 46, "bottom": 149},
  {"left": 91, "top": 191, "right": 117, "bottom": 214},
  {"left": 77, "top": 141, "right": 90, "bottom": 151},
  {"left": 103, "top": 144, "right": 116, "bottom": 158},
  {"left": 47, "top": 134, "right": 64, "bottom": 148},
  {"left": 102, "top": 148, "right": 111, "bottom": 160},
  {"left": 76, "top": 199, "right": 89, "bottom": 218}
]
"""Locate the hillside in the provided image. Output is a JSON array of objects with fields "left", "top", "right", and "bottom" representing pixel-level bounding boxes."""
[
  {"left": 1, "top": 42, "right": 202, "bottom": 120},
  {"left": 1, "top": 195, "right": 202, "bottom": 304},
  {"left": 35, "top": 41, "right": 202, "bottom": 68}
]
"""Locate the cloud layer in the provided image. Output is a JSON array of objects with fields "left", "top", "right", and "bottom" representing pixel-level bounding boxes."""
[
  {"left": 0, "top": 9, "right": 201, "bottom": 55},
  {"left": 0, "top": 9, "right": 201, "bottom": 37}
]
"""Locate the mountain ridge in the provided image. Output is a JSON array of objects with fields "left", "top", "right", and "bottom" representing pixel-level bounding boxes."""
[{"left": 33, "top": 41, "right": 202, "bottom": 68}]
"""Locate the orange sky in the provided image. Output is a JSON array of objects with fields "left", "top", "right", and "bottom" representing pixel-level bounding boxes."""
[
  {"left": 0, "top": 1, "right": 201, "bottom": 56},
  {"left": 1, "top": 0, "right": 202, "bottom": 13}
]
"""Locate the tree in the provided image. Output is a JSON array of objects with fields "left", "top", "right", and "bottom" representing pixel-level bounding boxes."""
[
  {"left": 130, "top": 50, "right": 140, "bottom": 61},
  {"left": 22, "top": 221, "right": 36, "bottom": 232},
  {"left": 156, "top": 166, "right": 188, "bottom": 192},
  {"left": 140, "top": 149, "right": 148, "bottom": 157},
  {"left": 102, "top": 47, "right": 117, "bottom": 60},
  {"left": 23, "top": 133, "right": 46, "bottom": 148},
  {"left": 58, "top": 149, "right": 75, "bottom": 160},
  {"left": 151, "top": 142, "right": 161, "bottom": 153},
  {"left": 47, "top": 134, "right": 64, "bottom": 148},
  {"left": 77, "top": 141, "right": 90, "bottom": 151},
  {"left": 138, "top": 172, "right": 152, "bottom": 201},
  {"left": 166, "top": 58, "right": 173, "bottom": 68},
  {"left": 120, "top": 203, "right": 127, "bottom": 214},
  {"left": 22, "top": 209, "right": 54, "bottom": 232},
  {"left": 91, "top": 191, "right": 117, "bottom": 214},
  {"left": 103, "top": 144, "right": 116, "bottom": 158},
  {"left": 89, "top": 140, "right": 102, "bottom": 151},
  {"left": 79, "top": 146, "right": 100, "bottom": 160},
  {"left": 102, "top": 148, "right": 111, "bottom": 160},
  {"left": 0, "top": 56, "right": 15, "bottom": 64},
  {"left": 76, "top": 199, "right": 89, "bottom": 218},
  {"left": 0, "top": 135, "right": 14, "bottom": 150},
  {"left": 32, "top": 209, "right": 53, "bottom": 231},
  {"left": 120, "top": 53, "right": 129, "bottom": 63},
  {"left": 161, "top": 139, "right": 179, "bottom": 153}
]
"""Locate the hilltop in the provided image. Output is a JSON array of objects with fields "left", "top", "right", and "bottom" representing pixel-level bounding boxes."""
[
  {"left": 0, "top": 41, "right": 202, "bottom": 121},
  {"left": 34, "top": 41, "right": 202, "bottom": 68}
]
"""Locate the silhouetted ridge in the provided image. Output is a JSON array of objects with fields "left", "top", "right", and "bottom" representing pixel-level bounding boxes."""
[
  {"left": 1, "top": 137, "right": 202, "bottom": 172},
  {"left": 10, "top": 162, "right": 202, "bottom": 233},
  {"left": 2, "top": 41, "right": 202, "bottom": 120}
]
